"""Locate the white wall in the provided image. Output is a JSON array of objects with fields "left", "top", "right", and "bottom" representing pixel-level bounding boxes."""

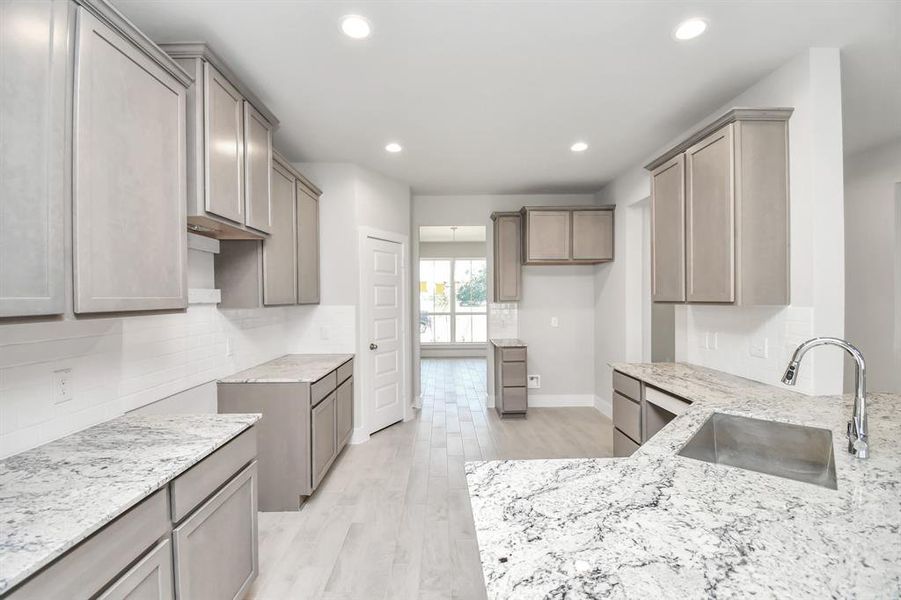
[
  {"left": 412, "top": 194, "right": 602, "bottom": 408},
  {"left": 595, "top": 48, "right": 847, "bottom": 401},
  {"left": 843, "top": 138, "right": 901, "bottom": 393},
  {"left": 419, "top": 241, "right": 486, "bottom": 259}
]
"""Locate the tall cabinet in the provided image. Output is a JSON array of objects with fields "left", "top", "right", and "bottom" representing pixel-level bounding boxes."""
[
  {"left": 490, "top": 212, "right": 522, "bottom": 302},
  {"left": 0, "top": 0, "right": 71, "bottom": 317},
  {"left": 647, "top": 108, "right": 792, "bottom": 305},
  {"left": 161, "top": 43, "right": 278, "bottom": 240}
]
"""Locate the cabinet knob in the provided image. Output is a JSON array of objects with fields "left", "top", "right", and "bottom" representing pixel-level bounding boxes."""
[{"left": 369, "top": 343, "right": 378, "bottom": 350}]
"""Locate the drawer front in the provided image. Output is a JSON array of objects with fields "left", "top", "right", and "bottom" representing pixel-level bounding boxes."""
[
  {"left": 613, "top": 427, "right": 640, "bottom": 457},
  {"left": 173, "top": 462, "right": 258, "bottom": 600},
  {"left": 612, "top": 370, "right": 641, "bottom": 401},
  {"left": 612, "top": 391, "right": 641, "bottom": 442},
  {"left": 501, "top": 361, "right": 527, "bottom": 387},
  {"left": 8, "top": 489, "right": 170, "bottom": 600},
  {"left": 311, "top": 370, "right": 337, "bottom": 407},
  {"left": 500, "top": 386, "right": 527, "bottom": 413},
  {"left": 336, "top": 377, "right": 353, "bottom": 449},
  {"left": 311, "top": 391, "right": 337, "bottom": 489},
  {"left": 98, "top": 538, "right": 174, "bottom": 600},
  {"left": 644, "top": 386, "right": 691, "bottom": 416},
  {"left": 500, "top": 347, "right": 526, "bottom": 362},
  {"left": 170, "top": 426, "right": 257, "bottom": 523},
  {"left": 336, "top": 359, "right": 353, "bottom": 385}
]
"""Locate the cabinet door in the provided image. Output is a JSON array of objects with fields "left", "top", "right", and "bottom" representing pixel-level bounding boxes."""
[
  {"left": 572, "top": 210, "right": 613, "bottom": 261},
  {"left": 311, "top": 391, "right": 337, "bottom": 489},
  {"left": 296, "top": 185, "right": 321, "bottom": 304},
  {"left": 492, "top": 214, "right": 521, "bottom": 301},
  {"left": 173, "top": 462, "right": 258, "bottom": 600},
  {"left": 262, "top": 163, "right": 297, "bottom": 305},
  {"left": 651, "top": 155, "right": 686, "bottom": 302},
  {"left": 526, "top": 210, "right": 570, "bottom": 261},
  {"left": 243, "top": 102, "right": 272, "bottom": 233},
  {"left": 203, "top": 63, "right": 244, "bottom": 224},
  {"left": 0, "top": 0, "right": 69, "bottom": 317},
  {"left": 336, "top": 377, "right": 353, "bottom": 449},
  {"left": 73, "top": 8, "right": 187, "bottom": 313},
  {"left": 686, "top": 124, "right": 735, "bottom": 303},
  {"left": 97, "top": 539, "right": 174, "bottom": 600}
]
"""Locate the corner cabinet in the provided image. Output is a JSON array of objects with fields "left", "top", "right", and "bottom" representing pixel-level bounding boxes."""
[
  {"left": 521, "top": 206, "right": 614, "bottom": 265},
  {"left": 490, "top": 212, "right": 522, "bottom": 302},
  {"left": 161, "top": 43, "right": 278, "bottom": 240},
  {"left": 647, "top": 108, "right": 792, "bottom": 305},
  {"left": 0, "top": 0, "right": 71, "bottom": 317},
  {"left": 72, "top": 5, "right": 189, "bottom": 314}
]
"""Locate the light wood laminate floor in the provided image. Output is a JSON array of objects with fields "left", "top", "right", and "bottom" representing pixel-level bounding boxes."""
[{"left": 247, "top": 358, "right": 613, "bottom": 600}]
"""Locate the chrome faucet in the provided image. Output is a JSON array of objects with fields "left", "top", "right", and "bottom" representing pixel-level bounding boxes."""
[{"left": 781, "top": 337, "right": 869, "bottom": 459}]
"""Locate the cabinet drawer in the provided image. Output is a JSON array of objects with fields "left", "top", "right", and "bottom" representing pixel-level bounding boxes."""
[
  {"left": 501, "top": 387, "right": 527, "bottom": 413},
  {"left": 500, "top": 347, "right": 526, "bottom": 362},
  {"left": 311, "top": 391, "right": 337, "bottom": 489},
  {"left": 98, "top": 538, "right": 173, "bottom": 600},
  {"left": 501, "top": 362, "right": 527, "bottom": 387},
  {"left": 612, "top": 370, "right": 641, "bottom": 401},
  {"left": 337, "top": 359, "right": 353, "bottom": 385},
  {"left": 612, "top": 391, "right": 641, "bottom": 442},
  {"left": 613, "top": 427, "right": 640, "bottom": 457},
  {"left": 8, "top": 489, "right": 170, "bottom": 600},
  {"left": 336, "top": 377, "right": 353, "bottom": 449},
  {"left": 173, "top": 462, "right": 258, "bottom": 600},
  {"left": 170, "top": 426, "right": 257, "bottom": 523},
  {"left": 311, "top": 370, "right": 337, "bottom": 407},
  {"left": 644, "top": 386, "right": 691, "bottom": 416}
]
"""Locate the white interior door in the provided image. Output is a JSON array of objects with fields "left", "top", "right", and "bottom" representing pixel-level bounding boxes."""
[{"left": 365, "top": 236, "right": 405, "bottom": 433}]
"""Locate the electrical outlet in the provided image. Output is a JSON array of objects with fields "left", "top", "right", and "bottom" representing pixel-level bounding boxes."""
[
  {"left": 225, "top": 337, "right": 233, "bottom": 357},
  {"left": 527, "top": 374, "right": 541, "bottom": 389},
  {"left": 750, "top": 336, "right": 769, "bottom": 358},
  {"left": 53, "top": 368, "right": 73, "bottom": 405},
  {"left": 700, "top": 332, "right": 711, "bottom": 350},
  {"left": 712, "top": 332, "right": 719, "bottom": 350},
  {"left": 550, "top": 317, "right": 559, "bottom": 328},
  {"left": 320, "top": 326, "right": 330, "bottom": 340}
]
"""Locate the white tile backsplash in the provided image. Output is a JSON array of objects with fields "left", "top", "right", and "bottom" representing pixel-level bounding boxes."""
[{"left": 488, "top": 303, "right": 518, "bottom": 339}]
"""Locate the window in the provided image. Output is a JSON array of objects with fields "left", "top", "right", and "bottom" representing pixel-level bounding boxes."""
[{"left": 420, "top": 258, "right": 487, "bottom": 344}]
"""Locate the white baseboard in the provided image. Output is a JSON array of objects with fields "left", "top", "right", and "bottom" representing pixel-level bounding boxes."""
[
  {"left": 594, "top": 394, "right": 612, "bottom": 418},
  {"left": 527, "top": 394, "right": 596, "bottom": 408},
  {"left": 486, "top": 394, "right": 495, "bottom": 408}
]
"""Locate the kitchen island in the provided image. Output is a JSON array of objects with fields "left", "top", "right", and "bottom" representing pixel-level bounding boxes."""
[{"left": 466, "top": 363, "right": 901, "bottom": 599}]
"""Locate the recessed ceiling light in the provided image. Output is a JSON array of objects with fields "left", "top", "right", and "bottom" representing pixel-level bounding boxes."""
[
  {"left": 570, "top": 141, "right": 588, "bottom": 152},
  {"left": 673, "top": 18, "right": 708, "bottom": 41},
  {"left": 385, "top": 142, "right": 403, "bottom": 153},
  {"left": 341, "top": 15, "right": 371, "bottom": 39}
]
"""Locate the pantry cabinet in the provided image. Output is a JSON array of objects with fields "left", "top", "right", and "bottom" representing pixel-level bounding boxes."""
[
  {"left": 646, "top": 108, "right": 792, "bottom": 305},
  {"left": 0, "top": 0, "right": 71, "bottom": 317},
  {"left": 490, "top": 212, "right": 522, "bottom": 302},
  {"left": 72, "top": 5, "right": 189, "bottom": 313},
  {"left": 162, "top": 43, "right": 278, "bottom": 240},
  {"left": 521, "top": 206, "right": 615, "bottom": 265}
]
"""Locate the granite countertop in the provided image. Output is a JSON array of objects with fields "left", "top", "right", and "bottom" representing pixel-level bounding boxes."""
[
  {"left": 0, "top": 413, "right": 260, "bottom": 594},
  {"left": 466, "top": 362, "right": 901, "bottom": 599},
  {"left": 489, "top": 338, "right": 527, "bottom": 348},
  {"left": 218, "top": 353, "right": 354, "bottom": 384}
]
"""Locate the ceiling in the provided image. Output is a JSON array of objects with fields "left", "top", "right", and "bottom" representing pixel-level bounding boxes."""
[
  {"left": 420, "top": 226, "right": 487, "bottom": 243},
  {"left": 113, "top": 1, "right": 901, "bottom": 194}
]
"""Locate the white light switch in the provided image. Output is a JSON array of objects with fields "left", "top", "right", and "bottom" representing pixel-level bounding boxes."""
[
  {"left": 750, "top": 336, "right": 769, "bottom": 358},
  {"left": 550, "top": 317, "right": 559, "bottom": 328},
  {"left": 320, "top": 326, "right": 330, "bottom": 340}
]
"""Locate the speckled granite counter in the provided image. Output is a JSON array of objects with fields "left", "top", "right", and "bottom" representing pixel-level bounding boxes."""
[
  {"left": 489, "top": 338, "right": 527, "bottom": 348},
  {"left": 218, "top": 353, "right": 354, "bottom": 383},
  {"left": 0, "top": 413, "right": 260, "bottom": 595},
  {"left": 466, "top": 362, "right": 901, "bottom": 599}
]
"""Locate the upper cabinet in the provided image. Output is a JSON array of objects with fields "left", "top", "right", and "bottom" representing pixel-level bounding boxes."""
[
  {"left": 490, "top": 212, "right": 522, "bottom": 302},
  {"left": 161, "top": 43, "right": 278, "bottom": 240},
  {"left": 73, "top": 3, "right": 191, "bottom": 314},
  {"left": 296, "top": 179, "right": 321, "bottom": 304},
  {"left": 521, "top": 206, "right": 614, "bottom": 265},
  {"left": 263, "top": 156, "right": 298, "bottom": 305},
  {"left": 646, "top": 108, "right": 792, "bottom": 305},
  {"left": 0, "top": 0, "right": 71, "bottom": 317}
]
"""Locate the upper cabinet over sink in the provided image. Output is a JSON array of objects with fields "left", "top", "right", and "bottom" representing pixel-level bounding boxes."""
[
  {"left": 646, "top": 108, "right": 792, "bottom": 305},
  {"left": 520, "top": 206, "right": 614, "bottom": 265},
  {"left": 161, "top": 43, "right": 278, "bottom": 240}
]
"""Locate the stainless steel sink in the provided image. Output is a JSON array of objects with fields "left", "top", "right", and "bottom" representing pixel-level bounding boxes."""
[{"left": 678, "top": 413, "right": 837, "bottom": 489}]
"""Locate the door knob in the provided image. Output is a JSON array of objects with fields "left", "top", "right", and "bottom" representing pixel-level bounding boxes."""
[{"left": 369, "top": 343, "right": 378, "bottom": 350}]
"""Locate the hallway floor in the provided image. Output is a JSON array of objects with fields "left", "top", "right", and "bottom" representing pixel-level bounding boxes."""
[{"left": 247, "top": 358, "right": 613, "bottom": 599}]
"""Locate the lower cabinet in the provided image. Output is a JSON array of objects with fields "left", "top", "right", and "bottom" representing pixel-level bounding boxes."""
[
  {"left": 493, "top": 344, "right": 528, "bottom": 417},
  {"left": 336, "top": 377, "right": 354, "bottom": 449},
  {"left": 98, "top": 539, "right": 174, "bottom": 600},
  {"left": 311, "top": 392, "right": 337, "bottom": 489},
  {"left": 172, "top": 462, "right": 258, "bottom": 600},
  {"left": 611, "top": 370, "right": 692, "bottom": 457}
]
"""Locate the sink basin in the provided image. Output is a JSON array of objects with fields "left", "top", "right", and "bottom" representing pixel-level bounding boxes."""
[{"left": 678, "top": 413, "right": 837, "bottom": 489}]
